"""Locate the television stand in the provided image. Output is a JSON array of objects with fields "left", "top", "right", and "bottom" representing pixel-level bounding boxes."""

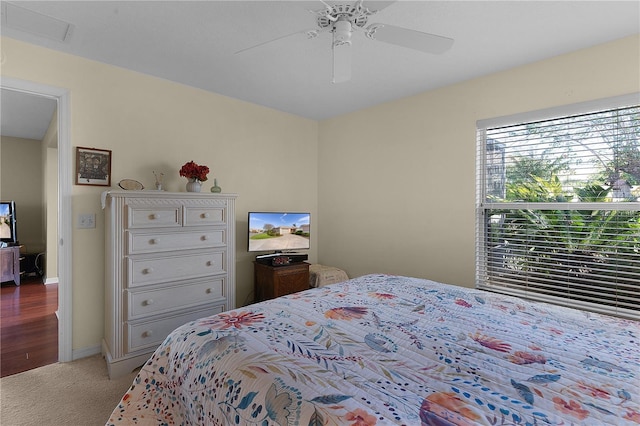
[{"left": 254, "top": 261, "right": 309, "bottom": 302}]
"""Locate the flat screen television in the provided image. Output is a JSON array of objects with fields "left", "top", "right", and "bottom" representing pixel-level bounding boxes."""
[
  {"left": 0, "top": 201, "right": 18, "bottom": 245},
  {"left": 248, "top": 212, "right": 310, "bottom": 253}
]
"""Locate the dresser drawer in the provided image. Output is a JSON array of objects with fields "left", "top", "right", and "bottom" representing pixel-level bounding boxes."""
[
  {"left": 127, "top": 229, "right": 225, "bottom": 254},
  {"left": 127, "top": 205, "right": 181, "bottom": 228},
  {"left": 184, "top": 205, "right": 226, "bottom": 227},
  {"left": 127, "top": 277, "right": 225, "bottom": 320},
  {"left": 127, "top": 305, "right": 225, "bottom": 353},
  {"left": 128, "top": 251, "right": 225, "bottom": 288}
]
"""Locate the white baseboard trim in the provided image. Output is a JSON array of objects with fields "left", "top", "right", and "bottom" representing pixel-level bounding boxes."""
[
  {"left": 72, "top": 345, "right": 102, "bottom": 361},
  {"left": 44, "top": 276, "right": 59, "bottom": 285}
]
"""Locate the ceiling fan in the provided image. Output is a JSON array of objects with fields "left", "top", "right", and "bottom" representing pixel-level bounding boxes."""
[{"left": 235, "top": 0, "right": 454, "bottom": 83}]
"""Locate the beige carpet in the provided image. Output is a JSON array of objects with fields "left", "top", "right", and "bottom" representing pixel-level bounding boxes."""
[{"left": 0, "top": 355, "right": 138, "bottom": 426}]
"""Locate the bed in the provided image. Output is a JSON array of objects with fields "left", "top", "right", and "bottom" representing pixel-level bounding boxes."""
[{"left": 107, "top": 274, "right": 639, "bottom": 425}]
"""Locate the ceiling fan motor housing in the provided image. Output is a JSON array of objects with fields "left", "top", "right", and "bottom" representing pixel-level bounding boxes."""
[{"left": 317, "top": 3, "right": 374, "bottom": 30}]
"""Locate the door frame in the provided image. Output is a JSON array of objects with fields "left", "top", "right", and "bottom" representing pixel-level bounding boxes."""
[{"left": 2, "top": 77, "right": 72, "bottom": 362}]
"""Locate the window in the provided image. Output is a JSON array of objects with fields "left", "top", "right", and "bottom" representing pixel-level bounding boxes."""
[{"left": 476, "top": 94, "right": 640, "bottom": 320}]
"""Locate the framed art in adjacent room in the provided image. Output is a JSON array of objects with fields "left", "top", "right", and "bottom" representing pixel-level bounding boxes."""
[{"left": 76, "top": 146, "right": 112, "bottom": 186}]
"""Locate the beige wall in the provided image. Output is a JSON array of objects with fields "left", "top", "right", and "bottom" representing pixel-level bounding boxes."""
[
  {"left": 1, "top": 37, "right": 318, "bottom": 354},
  {"left": 317, "top": 34, "right": 640, "bottom": 287},
  {"left": 0, "top": 136, "right": 46, "bottom": 253},
  {"left": 1, "top": 33, "right": 638, "bottom": 357}
]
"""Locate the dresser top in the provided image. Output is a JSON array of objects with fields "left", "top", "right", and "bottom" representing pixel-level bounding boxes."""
[{"left": 104, "top": 190, "right": 238, "bottom": 199}]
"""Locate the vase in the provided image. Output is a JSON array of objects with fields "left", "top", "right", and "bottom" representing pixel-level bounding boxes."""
[
  {"left": 186, "top": 178, "right": 201, "bottom": 192},
  {"left": 210, "top": 178, "right": 222, "bottom": 193}
]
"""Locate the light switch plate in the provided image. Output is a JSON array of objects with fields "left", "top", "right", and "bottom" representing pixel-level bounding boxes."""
[{"left": 78, "top": 213, "right": 96, "bottom": 229}]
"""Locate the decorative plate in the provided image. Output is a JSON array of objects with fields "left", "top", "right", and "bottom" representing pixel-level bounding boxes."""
[{"left": 118, "top": 179, "right": 144, "bottom": 190}]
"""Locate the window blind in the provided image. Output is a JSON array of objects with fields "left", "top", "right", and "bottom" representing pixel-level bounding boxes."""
[{"left": 476, "top": 95, "right": 640, "bottom": 320}]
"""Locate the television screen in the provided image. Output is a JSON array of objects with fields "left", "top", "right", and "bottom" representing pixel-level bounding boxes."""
[
  {"left": 0, "top": 201, "right": 18, "bottom": 245},
  {"left": 248, "top": 212, "right": 310, "bottom": 253}
]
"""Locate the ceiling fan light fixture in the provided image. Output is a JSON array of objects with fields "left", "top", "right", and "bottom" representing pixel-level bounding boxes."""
[{"left": 332, "top": 19, "right": 352, "bottom": 46}]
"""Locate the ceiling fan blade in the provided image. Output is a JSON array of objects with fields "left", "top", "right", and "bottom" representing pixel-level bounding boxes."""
[
  {"left": 366, "top": 23, "right": 454, "bottom": 54},
  {"left": 362, "top": 1, "right": 397, "bottom": 12},
  {"left": 332, "top": 39, "right": 352, "bottom": 83},
  {"left": 320, "top": 0, "right": 396, "bottom": 12},
  {"left": 235, "top": 28, "right": 318, "bottom": 55}
]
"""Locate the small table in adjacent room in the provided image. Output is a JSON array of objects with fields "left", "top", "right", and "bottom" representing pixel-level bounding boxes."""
[
  {"left": 254, "top": 261, "right": 310, "bottom": 302},
  {"left": 0, "top": 246, "right": 21, "bottom": 285}
]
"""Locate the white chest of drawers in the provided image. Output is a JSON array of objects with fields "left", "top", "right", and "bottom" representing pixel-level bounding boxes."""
[{"left": 103, "top": 190, "right": 237, "bottom": 379}]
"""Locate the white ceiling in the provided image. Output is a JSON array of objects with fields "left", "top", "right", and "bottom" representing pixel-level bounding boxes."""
[
  {"left": 1, "top": 1, "right": 639, "bottom": 139},
  {"left": 1, "top": 88, "right": 57, "bottom": 140}
]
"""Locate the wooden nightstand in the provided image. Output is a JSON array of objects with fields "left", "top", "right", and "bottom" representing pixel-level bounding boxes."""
[{"left": 254, "top": 261, "right": 310, "bottom": 302}]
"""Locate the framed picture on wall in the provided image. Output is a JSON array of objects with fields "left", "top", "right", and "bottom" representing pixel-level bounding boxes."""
[{"left": 75, "top": 146, "right": 112, "bottom": 186}]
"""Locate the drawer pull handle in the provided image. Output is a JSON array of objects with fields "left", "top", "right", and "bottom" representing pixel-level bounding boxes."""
[
  {"left": 206, "top": 261, "right": 213, "bottom": 267},
  {"left": 150, "top": 213, "right": 160, "bottom": 220},
  {"left": 150, "top": 238, "right": 160, "bottom": 245},
  {"left": 142, "top": 330, "right": 153, "bottom": 338},
  {"left": 201, "top": 235, "right": 208, "bottom": 241},
  {"left": 142, "top": 267, "right": 154, "bottom": 275},
  {"left": 144, "top": 299, "right": 154, "bottom": 306},
  {"left": 206, "top": 288, "right": 212, "bottom": 294},
  {"left": 202, "top": 212, "right": 210, "bottom": 219}
]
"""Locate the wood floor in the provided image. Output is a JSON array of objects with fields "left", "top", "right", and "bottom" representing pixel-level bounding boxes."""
[{"left": 1, "top": 275, "right": 58, "bottom": 377}]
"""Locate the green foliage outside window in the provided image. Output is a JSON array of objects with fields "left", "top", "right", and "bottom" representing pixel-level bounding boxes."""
[{"left": 482, "top": 104, "right": 640, "bottom": 314}]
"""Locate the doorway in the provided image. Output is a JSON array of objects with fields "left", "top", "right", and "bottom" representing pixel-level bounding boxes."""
[{"left": 0, "top": 78, "right": 73, "bottom": 366}]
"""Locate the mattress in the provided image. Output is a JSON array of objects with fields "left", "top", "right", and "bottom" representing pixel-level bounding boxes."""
[{"left": 107, "top": 274, "right": 639, "bottom": 425}]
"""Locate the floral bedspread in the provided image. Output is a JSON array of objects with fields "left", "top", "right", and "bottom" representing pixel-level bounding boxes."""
[{"left": 107, "top": 274, "right": 639, "bottom": 425}]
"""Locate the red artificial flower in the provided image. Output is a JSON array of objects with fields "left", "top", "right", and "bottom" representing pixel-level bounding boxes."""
[{"left": 179, "top": 161, "right": 210, "bottom": 181}]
